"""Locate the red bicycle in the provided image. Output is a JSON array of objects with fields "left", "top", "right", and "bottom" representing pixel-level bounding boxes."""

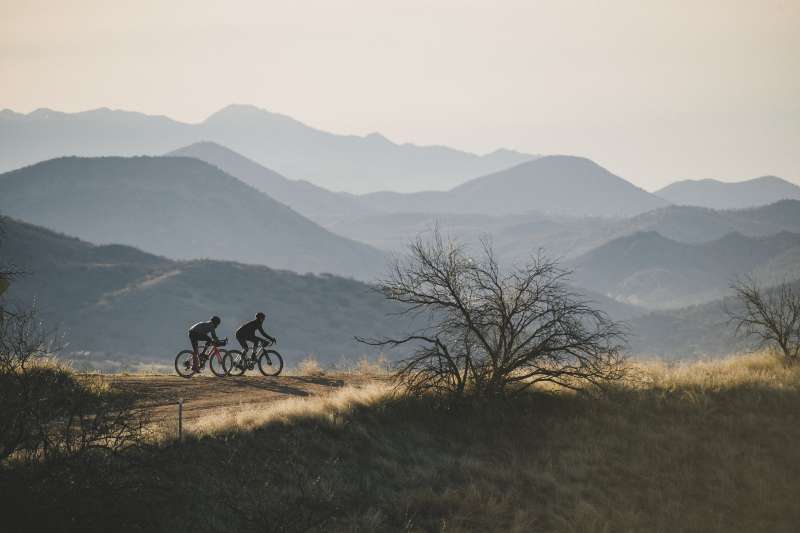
[{"left": 174, "top": 338, "right": 228, "bottom": 378}]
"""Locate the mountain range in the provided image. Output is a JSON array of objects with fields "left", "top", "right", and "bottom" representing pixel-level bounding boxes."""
[
  {"left": 4, "top": 110, "right": 800, "bottom": 362},
  {"left": 358, "top": 155, "right": 669, "bottom": 217},
  {"left": 168, "top": 143, "right": 670, "bottom": 220},
  {"left": 0, "top": 106, "right": 535, "bottom": 192},
  {"left": 5, "top": 213, "right": 798, "bottom": 363},
  {"left": 5, "top": 214, "right": 791, "bottom": 363},
  {"left": 655, "top": 176, "right": 800, "bottom": 209},
  {"left": 0, "top": 156, "right": 386, "bottom": 279},
  {"left": 329, "top": 200, "right": 800, "bottom": 264}
]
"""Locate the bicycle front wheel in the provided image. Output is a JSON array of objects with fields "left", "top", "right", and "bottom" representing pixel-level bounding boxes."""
[
  {"left": 223, "top": 350, "right": 246, "bottom": 376},
  {"left": 210, "top": 350, "right": 227, "bottom": 377},
  {"left": 175, "top": 350, "right": 195, "bottom": 378},
  {"left": 258, "top": 350, "right": 283, "bottom": 377}
]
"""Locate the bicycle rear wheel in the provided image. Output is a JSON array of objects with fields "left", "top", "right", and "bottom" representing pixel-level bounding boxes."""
[
  {"left": 258, "top": 350, "right": 283, "bottom": 377},
  {"left": 210, "top": 350, "right": 227, "bottom": 377},
  {"left": 175, "top": 350, "right": 196, "bottom": 378},
  {"left": 223, "top": 350, "right": 246, "bottom": 376}
]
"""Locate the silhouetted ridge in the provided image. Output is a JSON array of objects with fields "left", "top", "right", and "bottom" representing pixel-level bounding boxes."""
[
  {"left": 0, "top": 156, "right": 386, "bottom": 279},
  {"left": 359, "top": 155, "right": 669, "bottom": 216},
  {"left": 0, "top": 105, "right": 535, "bottom": 191},
  {"left": 656, "top": 176, "right": 800, "bottom": 209}
]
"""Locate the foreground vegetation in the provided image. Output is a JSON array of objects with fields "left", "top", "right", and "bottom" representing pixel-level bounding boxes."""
[{"left": 1, "top": 351, "right": 799, "bottom": 532}]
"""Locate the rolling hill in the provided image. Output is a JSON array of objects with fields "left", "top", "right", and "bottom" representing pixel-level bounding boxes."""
[
  {"left": 626, "top": 278, "right": 800, "bottom": 358},
  {"left": 0, "top": 156, "right": 386, "bottom": 279},
  {"left": 655, "top": 176, "right": 800, "bottom": 209},
  {"left": 358, "top": 155, "right": 670, "bottom": 217},
  {"left": 168, "top": 141, "right": 372, "bottom": 225},
  {"left": 329, "top": 200, "right": 800, "bottom": 268},
  {"left": 569, "top": 230, "right": 800, "bottom": 309},
  {"left": 0, "top": 217, "right": 412, "bottom": 365},
  {"left": 0, "top": 106, "right": 535, "bottom": 192}
]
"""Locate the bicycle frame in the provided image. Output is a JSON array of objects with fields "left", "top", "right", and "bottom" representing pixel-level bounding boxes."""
[
  {"left": 249, "top": 341, "right": 272, "bottom": 361},
  {"left": 200, "top": 342, "right": 224, "bottom": 364}
]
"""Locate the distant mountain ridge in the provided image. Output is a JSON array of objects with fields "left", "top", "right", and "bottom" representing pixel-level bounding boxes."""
[
  {"left": 329, "top": 200, "right": 800, "bottom": 267},
  {"left": 0, "top": 105, "right": 536, "bottom": 192},
  {"left": 655, "top": 176, "right": 800, "bottom": 209},
  {"left": 0, "top": 156, "right": 387, "bottom": 279},
  {"left": 358, "top": 155, "right": 670, "bottom": 217}
]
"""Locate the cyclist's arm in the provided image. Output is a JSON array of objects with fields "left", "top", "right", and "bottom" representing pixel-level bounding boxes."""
[
  {"left": 210, "top": 328, "right": 220, "bottom": 342},
  {"left": 257, "top": 325, "right": 275, "bottom": 342}
]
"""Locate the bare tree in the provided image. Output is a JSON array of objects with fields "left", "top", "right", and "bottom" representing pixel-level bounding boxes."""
[
  {"left": 728, "top": 277, "right": 800, "bottom": 365},
  {"left": 360, "top": 231, "right": 627, "bottom": 398}
]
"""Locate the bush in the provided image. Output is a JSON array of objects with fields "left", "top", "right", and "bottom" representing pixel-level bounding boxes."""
[{"left": 0, "top": 306, "right": 146, "bottom": 463}]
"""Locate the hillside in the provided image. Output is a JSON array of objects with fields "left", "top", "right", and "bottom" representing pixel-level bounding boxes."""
[
  {"left": 5, "top": 353, "right": 799, "bottom": 532},
  {"left": 0, "top": 156, "right": 386, "bottom": 279},
  {"left": 0, "top": 106, "right": 535, "bottom": 192},
  {"left": 0, "top": 217, "right": 412, "bottom": 365},
  {"left": 359, "top": 155, "right": 670, "bottom": 217},
  {"left": 626, "top": 278, "right": 800, "bottom": 358},
  {"left": 168, "top": 141, "right": 372, "bottom": 225},
  {"left": 656, "top": 176, "right": 800, "bottom": 209},
  {"left": 570, "top": 230, "right": 800, "bottom": 309}
]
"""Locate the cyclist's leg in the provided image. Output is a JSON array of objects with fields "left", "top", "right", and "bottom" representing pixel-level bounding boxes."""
[
  {"left": 189, "top": 333, "right": 201, "bottom": 371},
  {"left": 248, "top": 336, "right": 263, "bottom": 354},
  {"left": 236, "top": 332, "right": 249, "bottom": 355},
  {"left": 199, "top": 334, "right": 212, "bottom": 357}
]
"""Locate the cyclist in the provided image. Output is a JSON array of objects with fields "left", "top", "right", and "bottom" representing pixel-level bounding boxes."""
[
  {"left": 235, "top": 312, "right": 276, "bottom": 357},
  {"left": 188, "top": 316, "right": 222, "bottom": 372}
]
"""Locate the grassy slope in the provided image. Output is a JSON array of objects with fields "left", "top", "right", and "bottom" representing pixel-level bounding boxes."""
[{"left": 3, "top": 353, "right": 800, "bottom": 532}]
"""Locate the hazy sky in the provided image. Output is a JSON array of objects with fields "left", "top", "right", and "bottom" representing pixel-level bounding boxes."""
[{"left": 2, "top": 0, "right": 798, "bottom": 190}]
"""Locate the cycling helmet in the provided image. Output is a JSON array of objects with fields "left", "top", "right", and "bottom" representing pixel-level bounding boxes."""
[
  {"left": 255, "top": 312, "right": 266, "bottom": 321},
  {"left": 210, "top": 316, "right": 221, "bottom": 326}
]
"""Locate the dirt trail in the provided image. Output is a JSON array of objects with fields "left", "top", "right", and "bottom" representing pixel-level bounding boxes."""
[{"left": 103, "top": 374, "right": 371, "bottom": 423}]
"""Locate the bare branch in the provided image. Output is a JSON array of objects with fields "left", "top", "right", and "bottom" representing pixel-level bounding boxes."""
[{"left": 360, "top": 229, "right": 628, "bottom": 398}]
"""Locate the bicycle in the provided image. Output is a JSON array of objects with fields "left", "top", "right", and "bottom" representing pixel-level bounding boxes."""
[
  {"left": 174, "top": 338, "right": 228, "bottom": 378},
  {"left": 223, "top": 339, "right": 284, "bottom": 377}
]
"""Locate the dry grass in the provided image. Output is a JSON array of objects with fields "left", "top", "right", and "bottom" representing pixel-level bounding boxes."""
[
  {"left": 177, "top": 350, "right": 800, "bottom": 532},
  {"left": 5, "top": 351, "right": 799, "bottom": 532},
  {"left": 186, "top": 381, "right": 391, "bottom": 435},
  {"left": 289, "top": 355, "right": 326, "bottom": 376}
]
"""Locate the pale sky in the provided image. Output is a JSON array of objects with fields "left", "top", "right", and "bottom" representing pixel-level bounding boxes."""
[{"left": 1, "top": 0, "right": 798, "bottom": 190}]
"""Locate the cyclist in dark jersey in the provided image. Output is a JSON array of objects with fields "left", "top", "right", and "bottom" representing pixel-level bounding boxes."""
[
  {"left": 188, "top": 316, "right": 221, "bottom": 372},
  {"left": 235, "top": 312, "right": 275, "bottom": 355}
]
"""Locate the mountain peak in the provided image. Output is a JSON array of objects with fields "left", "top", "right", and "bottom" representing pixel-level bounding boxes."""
[
  {"left": 0, "top": 109, "right": 25, "bottom": 120},
  {"left": 28, "top": 108, "right": 65, "bottom": 119},
  {"left": 205, "top": 104, "right": 274, "bottom": 122},
  {"left": 364, "top": 132, "right": 392, "bottom": 144}
]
